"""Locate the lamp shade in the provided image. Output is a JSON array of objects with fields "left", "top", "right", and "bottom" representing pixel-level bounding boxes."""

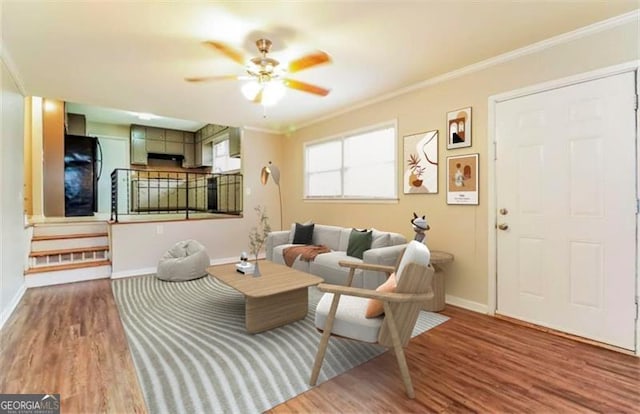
[{"left": 260, "top": 161, "right": 280, "bottom": 186}]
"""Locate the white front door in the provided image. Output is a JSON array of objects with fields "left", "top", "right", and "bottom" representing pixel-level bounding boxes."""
[{"left": 495, "top": 71, "right": 637, "bottom": 350}]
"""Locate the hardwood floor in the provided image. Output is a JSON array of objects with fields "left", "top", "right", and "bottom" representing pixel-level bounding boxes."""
[
  {"left": 0, "top": 280, "right": 145, "bottom": 413},
  {"left": 1, "top": 279, "right": 638, "bottom": 413}
]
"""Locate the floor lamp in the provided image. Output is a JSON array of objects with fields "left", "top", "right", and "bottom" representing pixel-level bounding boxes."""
[{"left": 260, "top": 161, "right": 283, "bottom": 230}]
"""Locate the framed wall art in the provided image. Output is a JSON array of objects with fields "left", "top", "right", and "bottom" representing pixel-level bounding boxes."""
[
  {"left": 447, "top": 107, "right": 472, "bottom": 149},
  {"left": 403, "top": 129, "right": 438, "bottom": 194},
  {"left": 446, "top": 153, "right": 479, "bottom": 205}
]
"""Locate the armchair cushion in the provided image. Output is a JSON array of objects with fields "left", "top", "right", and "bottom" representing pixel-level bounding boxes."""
[
  {"left": 315, "top": 293, "right": 383, "bottom": 343},
  {"left": 365, "top": 273, "right": 397, "bottom": 318},
  {"left": 396, "top": 241, "right": 430, "bottom": 284}
]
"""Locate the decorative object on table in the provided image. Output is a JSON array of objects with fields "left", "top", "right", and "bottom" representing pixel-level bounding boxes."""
[
  {"left": 156, "top": 239, "right": 210, "bottom": 282},
  {"left": 249, "top": 205, "right": 272, "bottom": 276},
  {"left": 446, "top": 107, "right": 472, "bottom": 149},
  {"left": 403, "top": 130, "right": 438, "bottom": 193},
  {"left": 260, "top": 161, "right": 283, "bottom": 230},
  {"left": 235, "top": 251, "right": 255, "bottom": 274},
  {"left": 410, "top": 212, "right": 430, "bottom": 243},
  {"left": 446, "top": 153, "right": 479, "bottom": 205}
]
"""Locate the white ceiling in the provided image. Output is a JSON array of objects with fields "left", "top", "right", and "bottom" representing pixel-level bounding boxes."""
[{"left": 3, "top": 1, "right": 638, "bottom": 132}]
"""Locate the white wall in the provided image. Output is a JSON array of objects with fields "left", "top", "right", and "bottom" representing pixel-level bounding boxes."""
[
  {"left": 0, "top": 57, "right": 27, "bottom": 328},
  {"left": 111, "top": 128, "right": 284, "bottom": 276}
]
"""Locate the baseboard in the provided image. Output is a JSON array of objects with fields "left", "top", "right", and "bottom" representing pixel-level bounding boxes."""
[
  {"left": 111, "top": 254, "right": 267, "bottom": 279},
  {"left": 445, "top": 294, "right": 489, "bottom": 314},
  {"left": 25, "top": 265, "right": 111, "bottom": 288},
  {"left": 0, "top": 283, "right": 27, "bottom": 330},
  {"left": 111, "top": 266, "right": 157, "bottom": 279}
]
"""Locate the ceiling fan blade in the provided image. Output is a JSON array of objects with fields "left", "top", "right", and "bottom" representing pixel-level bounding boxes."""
[
  {"left": 203, "top": 41, "right": 246, "bottom": 65},
  {"left": 288, "top": 51, "right": 331, "bottom": 73},
  {"left": 283, "top": 78, "right": 330, "bottom": 96},
  {"left": 184, "top": 75, "right": 241, "bottom": 83}
]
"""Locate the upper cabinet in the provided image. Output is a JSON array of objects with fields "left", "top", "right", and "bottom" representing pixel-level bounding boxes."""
[
  {"left": 130, "top": 125, "right": 147, "bottom": 165},
  {"left": 130, "top": 123, "right": 240, "bottom": 169}
]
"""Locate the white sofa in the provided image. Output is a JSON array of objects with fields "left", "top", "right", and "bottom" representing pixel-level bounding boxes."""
[{"left": 265, "top": 224, "right": 407, "bottom": 289}]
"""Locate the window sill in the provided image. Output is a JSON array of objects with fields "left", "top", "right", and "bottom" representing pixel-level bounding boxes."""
[{"left": 303, "top": 198, "right": 399, "bottom": 204}]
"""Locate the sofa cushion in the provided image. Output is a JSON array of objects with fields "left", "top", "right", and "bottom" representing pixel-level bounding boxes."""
[
  {"left": 347, "top": 229, "right": 372, "bottom": 259},
  {"left": 371, "top": 228, "right": 391, "bottom": 249},
  {"left": 312, "top": 224, "right": 343, "bottom": 251},
  {"left": 288, "top": 221, "right": 312, "bottom": 243},
  {"left": 292, "top": 223, "right": 315, "bottom": 245},
  {"left": 271, "top": 243, "right": 311, "bottom": 273},
  {"left": 309, "top": 251, "right": 361, "bottom": 285},
  {"left": 315, "top": 292, "right": 382, "bottom": 343}
]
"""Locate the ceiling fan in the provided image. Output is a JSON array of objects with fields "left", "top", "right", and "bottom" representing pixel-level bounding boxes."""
[{"left": 186, "top": 38, "right": 331, "bottom": 105}]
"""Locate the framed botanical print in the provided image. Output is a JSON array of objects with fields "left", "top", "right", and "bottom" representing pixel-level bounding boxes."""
[
  {"left": 447, "top": 107, "right": 472, "bottom": 149},
  {"left": 446, "top": 153, "right": 479, "bottom": 205},
  {"left": 403, "top": 130, "right": 438, "bottom": 194}
]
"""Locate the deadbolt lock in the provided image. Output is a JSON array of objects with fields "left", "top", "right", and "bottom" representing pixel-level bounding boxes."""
[{"left": 499, "top": 208, "right": 509, "bottom": 215}]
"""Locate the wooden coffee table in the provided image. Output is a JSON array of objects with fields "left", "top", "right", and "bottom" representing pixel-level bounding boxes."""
[{"left": 207, "top": 261, "right": 324, "bottom": 334}]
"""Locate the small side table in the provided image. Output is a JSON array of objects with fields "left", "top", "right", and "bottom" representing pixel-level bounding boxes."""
[{"left": 423, "top": 250, "right": 454, "bottom": 312}]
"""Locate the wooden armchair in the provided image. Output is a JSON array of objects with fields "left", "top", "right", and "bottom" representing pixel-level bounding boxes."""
[{"left": 310, "top": 241, "right": 434, "bottom": 398}]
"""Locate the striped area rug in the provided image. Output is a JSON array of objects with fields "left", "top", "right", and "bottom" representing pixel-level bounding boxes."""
[{"left": 112, "top": 274, "right": 449, "bottom": 414}]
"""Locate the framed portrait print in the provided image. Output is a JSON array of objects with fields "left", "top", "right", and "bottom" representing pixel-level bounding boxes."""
[
  {"left": 447, "top": 107, "right": 472, "bottom": 149},
  {"left": 403, "top": 129, "right": 438, "bottom": 194},
  {"left": 446, "top": 153, "right": 479, "bottom": 205}
]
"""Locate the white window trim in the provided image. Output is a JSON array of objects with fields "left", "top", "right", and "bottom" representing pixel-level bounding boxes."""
[{"left": 303, "top": 119, "right": 398, "bottom": 201}]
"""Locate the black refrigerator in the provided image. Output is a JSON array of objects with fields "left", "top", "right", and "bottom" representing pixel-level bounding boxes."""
[{"left": 64, "top": 134, "right": 102, "bottom": 216}]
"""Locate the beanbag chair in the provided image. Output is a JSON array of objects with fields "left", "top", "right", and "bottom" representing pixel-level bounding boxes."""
[{"left": 157, "top": 240, "right": 210, "bottom": 282}]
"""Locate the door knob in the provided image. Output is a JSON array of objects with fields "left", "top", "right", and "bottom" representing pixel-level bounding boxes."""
[{"left": 497, "top": 223, "right": 509, "bottom": 231}]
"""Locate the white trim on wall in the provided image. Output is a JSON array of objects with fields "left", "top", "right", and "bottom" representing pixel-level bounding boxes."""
[
  {"left": 445, "top": 294, "right": 489, "bottom": 314},
  {"left": 293, "top": 10, "right": 639, "bottom": 133},
  {"left": 0, "top": 283, "right": 26, "bottom": 331},
  {"left": 487, "top": 60, "right": 640, "bottom": 354}
]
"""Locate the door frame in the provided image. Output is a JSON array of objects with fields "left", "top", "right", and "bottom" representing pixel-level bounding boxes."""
[{"left": 486, "top": 60, "right": 640, "bottom": 354}]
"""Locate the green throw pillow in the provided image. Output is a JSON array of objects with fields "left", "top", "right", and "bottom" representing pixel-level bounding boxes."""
[{"left": 347, "top": 229, "right": 372, "bottom": 259}]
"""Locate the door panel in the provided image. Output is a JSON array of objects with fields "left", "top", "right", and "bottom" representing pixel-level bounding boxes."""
[{"left": 496, "top": 71, "right": 636, "bottom": 350}]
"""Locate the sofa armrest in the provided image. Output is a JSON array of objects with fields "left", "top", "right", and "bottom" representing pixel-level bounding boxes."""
[
  {"left": 265, "top": 230, "right": 290, "bottom": 261},
  {"left": 361, "top": 244, "right": 407, "bottom": 289}
]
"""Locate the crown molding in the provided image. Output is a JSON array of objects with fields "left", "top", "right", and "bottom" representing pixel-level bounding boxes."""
[
  {"left": 293, "top": 10, "right": 640, "bottom": 132},
  {"left": 0, "top": 41, "right": 28, "bottom": 96},
  {"left": 242, "top": 125, "right": 283, "bottom": 136}
]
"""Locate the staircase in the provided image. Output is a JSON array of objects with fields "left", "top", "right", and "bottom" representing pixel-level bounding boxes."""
[{"left": 25, "top": 221, "right": 112, "bottom": 287}]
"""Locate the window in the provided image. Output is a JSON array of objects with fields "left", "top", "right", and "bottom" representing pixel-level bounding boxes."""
[
  {"left": 304, "top": 122, "right": 397, "bottom": 199},
  {"left": 212, "top": 139, "right": 241, "bottom": 173}
]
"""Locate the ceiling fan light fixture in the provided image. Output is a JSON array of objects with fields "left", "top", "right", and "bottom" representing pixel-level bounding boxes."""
[
  {"left": 262, "top": 81, "right": 286, "bottom": 106},
  {"left": 241, "top": 80, "right": 262, "bottom": 101}
]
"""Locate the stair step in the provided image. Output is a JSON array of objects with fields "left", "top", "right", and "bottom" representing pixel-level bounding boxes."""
[
  {"left": 31, "top": 235, "right": 109, "bottom": 252},
  {"left": 29, "top": 245, "right": 110, "bottom": 257},
  {"left": 32, "top": 221, "right": 109, "bottom": 237},
  {"left": 24, "top": 263, "right": 112, "bottom": 288},
  {"left": 31, "top": 232, "right": 108, "bottom": 241},
  {"left": 25, "top": 259, "right": 111, "bottom": 275}
]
